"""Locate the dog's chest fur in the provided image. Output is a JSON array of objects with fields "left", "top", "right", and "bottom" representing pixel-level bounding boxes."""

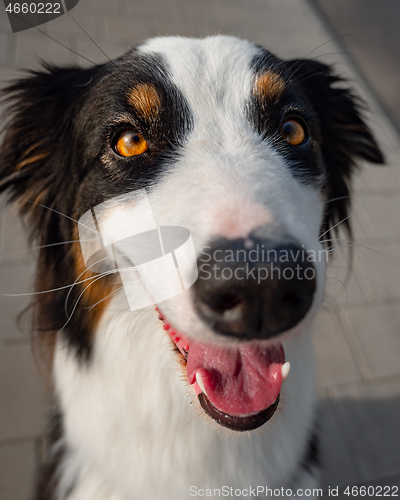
[{"left": 54, "top": 296, "right": 317, "bottom": 499}]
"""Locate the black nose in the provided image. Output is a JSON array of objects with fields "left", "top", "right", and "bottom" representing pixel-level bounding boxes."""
[{"left": 194, "top": 237, "right": 316, "bottom": 340}]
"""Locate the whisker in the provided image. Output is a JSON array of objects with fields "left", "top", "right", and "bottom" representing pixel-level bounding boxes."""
[
  {"left": 1, "top": 275, "right": 100, "bottom": 297},
  {"left": 293, "top": 52, "right": 369, "bottom": 86},
  {"left": 325, "top": 195, "right": 352, "bottom": 204},
  {"left": 23, "top": 200, "right": 97, "bottom": 233},
  {"left": 61, "top": 272, "right": 112, "bottom": 331},
  {"left": 64, "top": 256, "right": 121, "bottom": 315},
  {"left": 319, "top": 196, "right": 379, "bottom": 239},
  {"left": 321, "top": 291, "right": 342, "bottom": 320},
  {"left": 322, "top": 238, "right": 400, "bottom": 267},
  {"left": 1, "top": 239, "right": 97, "bottom": 260},
  {"left": 128, "top": 308, "right": 154, "bottom": 340},
  {"left": 328, "top": 264, "right": 396, "bottom": 297},
  {"left": 3, "top": 10, "right": 128, "bottom": 86},
  {"left": 307, "top": 51, "right": 370, "bottom": 62},
  {"left": 86, "top": 285, "right": 124, "bottom": 311},
  {"left": 1, "top": 259, "right": 117, "bottom": 298},
  {"left": 103, "top": 302, "right": 131, "bottom": 339},
  {"left": 66, "top": 12, "right": 131, "bottom": 85},
  {"left": 108, "top": 299, "right": 149, "bottom": 341},
  {"left": 286, "top": 34, "right": 365, "bottom": 80},
  {"left": 325, "top": 275, "right": 350, "bottom": 307}
]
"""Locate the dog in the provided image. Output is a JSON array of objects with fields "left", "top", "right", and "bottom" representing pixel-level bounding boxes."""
[{"left": 0, "top": 36, "right": 383, "bottom": 499}]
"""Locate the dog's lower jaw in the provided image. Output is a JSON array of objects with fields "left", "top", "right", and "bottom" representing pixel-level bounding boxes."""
[{"left": 52, "top": 294, "right": 318, "bottom": 500}]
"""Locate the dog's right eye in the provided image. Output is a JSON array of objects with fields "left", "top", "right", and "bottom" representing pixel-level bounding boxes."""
[
  {"left": 113, "top": 129, "right": 149, "bottom": 157},
  {"left": 280, "top": 118, "right": 308, "bottom": 146}
]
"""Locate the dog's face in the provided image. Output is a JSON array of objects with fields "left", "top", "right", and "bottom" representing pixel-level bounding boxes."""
[{"left": 0, "top": 36, "right": 383, "bottom": 431}]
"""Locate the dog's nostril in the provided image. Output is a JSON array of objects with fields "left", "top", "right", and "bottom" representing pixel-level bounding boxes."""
[
  {"left": 276, "top": 289, "right": 311, "bottom": 317},
  {"left": 217, "top": 294, "right": 242, "bottom": 313},
  {"left": 280, "top": 290, "right": 305, "bottom": 309}
]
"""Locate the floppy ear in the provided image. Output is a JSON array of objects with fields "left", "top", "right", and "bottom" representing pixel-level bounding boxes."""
[
  {"left": 0, "top": 64, "right": 100, "bottom": 239},
  {"left": 286, "top": 59, "right": 384, "bottom": 238},
  {"left": 0, "top": 64, "right": 115, "bottom": 363}
]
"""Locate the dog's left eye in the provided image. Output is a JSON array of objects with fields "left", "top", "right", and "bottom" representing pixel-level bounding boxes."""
[
  {"left": 280, "top": 118, "right": 308, "bottom": 146},
  {"left": 113, "top": 129, "right": 149, "bottom": 157}
]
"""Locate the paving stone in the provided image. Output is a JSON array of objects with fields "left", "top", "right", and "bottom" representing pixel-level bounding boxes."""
[
  {"left": 103, "top": 16, "right": 153, "bottom": 45},
  {"left": 319, "top": 396, "right": 360, "bottom": 488},
  {"left": 325, "top": 235, "right": 400, "bottom": 306},
  {"left": 0, "top": 343, "right": 48, "bottom": 441},
  {"left": 0, "top": 198, "right": 34, "bottom": 265},
  {"left": 344, "top": 303, "right": 400, "bottom": 381},
  {"left": 0, "top": 66, "right": 22, "bottom": 87},
  {"left": 353, "top": 158, "right": 400, "bottom": 194},
  {"left": 354, "top": 192, "right": 400, "bottom": 243},
  {"left": 45, "top": 11, "right": 102, "bottom": 38},
  {"left": 0, "top": 264, "right": 35, "bottom": 341},
  {"left": 145, "top": 21, "right": 213, "bottom": 39},
  {"left": 0, "top": 33, "right": 16, "bottom": 67},
  {"left": 0, "top": 439, "right": 37, "bottom": 500},
  {"left": 0, "top": 11, "right": 12, "bottom": 32},
  {"left": 328, "top": 380, "right": 400, "bottom": 484},
  {"left": 76, "top": 38, "right": 130, "bottom": 67},
  {"left": 352, "top": 241, "right": 400, "bottom": 302},
  {"left": 324, "top": 244, "right": 376, "bottom": 308},
  {"left": 313, "top": 310, "right": 363, "bottom": 389},
  {"left": 15, "top": 31, "right": 77, "bottom": 68}
]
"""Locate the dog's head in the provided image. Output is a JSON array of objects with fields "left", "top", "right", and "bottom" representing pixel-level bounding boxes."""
[{"left": 0, "top": 36, "right": 383, "bottom": 430}]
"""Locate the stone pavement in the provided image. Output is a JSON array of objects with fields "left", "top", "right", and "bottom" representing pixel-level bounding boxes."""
[
  {"left": 0, "top": 0, "right": 400, "bottom": 498},
  {"left": 312, "top": 0, "right": 400, "bottom": 137}
]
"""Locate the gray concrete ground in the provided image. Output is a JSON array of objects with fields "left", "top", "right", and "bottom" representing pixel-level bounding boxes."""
[
  {"left": 311, "top": 0, "right": 400, "bottom": 137},
  {"left": 1, "top": 0, "right": 400, "bottom": 498}
]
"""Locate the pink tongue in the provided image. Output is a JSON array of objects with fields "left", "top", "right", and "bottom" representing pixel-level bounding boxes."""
[{"left": 187, "top": 341, "right": 285, "bottom": 416}]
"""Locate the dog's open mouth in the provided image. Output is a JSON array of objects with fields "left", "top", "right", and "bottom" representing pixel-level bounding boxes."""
[{"left": 157, "top": 308, "right": 289, "bottom": 431}]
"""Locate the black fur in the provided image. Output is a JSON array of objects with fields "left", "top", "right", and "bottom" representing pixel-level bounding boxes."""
[
  {"left": 33, "top": 410, "right": 69, "bottom": 500},
  {"left": 0, "top": 53, "right": 192, "bottom": 361},
  {"left": 249, "top": 51, "right": 384, "bottom": 240},
  {"left": 285, "top": 59, "right": 384, "bottom": 238},
  {"left": 250, "top": 51, "right": 324, "bottom": 182},
  {"left": 300, "top": 429, "right": 320, "bottom": 474}
]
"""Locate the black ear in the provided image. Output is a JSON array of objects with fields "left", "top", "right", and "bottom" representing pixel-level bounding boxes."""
[
  {"left": 0, "top": 64, "right": 116, "bottom": 362},
  {"left": 286, "top": 59, "right": 384, "bottom": 238},
  {"left": 0, "top": 63, "right": 100, "bottom": 239}
]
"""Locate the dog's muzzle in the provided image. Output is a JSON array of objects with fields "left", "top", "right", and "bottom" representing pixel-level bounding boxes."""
[
  {"left": 159, "top": 235, "right": 315, "bottom": 431},
  {"left": 193, "top": 236, "right": 316, "bottom": 340}
]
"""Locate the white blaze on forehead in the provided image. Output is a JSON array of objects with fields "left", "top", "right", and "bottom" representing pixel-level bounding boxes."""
[
  {"left": 133, "top": 36, "right": 325, "bottom": 344},
  {"left": 137, "top": 36, "right": 324, "bottom": 255},
  {"left": 138, "top": 36, "right": 260, "bottom": 120}
]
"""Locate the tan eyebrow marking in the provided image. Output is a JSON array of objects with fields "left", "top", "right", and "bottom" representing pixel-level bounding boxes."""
[
  {"left": 127, "top": 83, "right": 161, "bottom": 119},
  {"left": 254, "top": 72, "right": 285, "bottom": 101}
]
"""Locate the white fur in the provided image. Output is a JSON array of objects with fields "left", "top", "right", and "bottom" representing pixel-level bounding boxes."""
[
  {"left": 53, "top": 36, "right": 326, "bottom": 499},
  {"left": 55, "top": 299, "right": 317, "bottom": 499}
]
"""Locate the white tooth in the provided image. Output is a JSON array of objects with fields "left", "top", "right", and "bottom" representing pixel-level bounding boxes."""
[
  {"left": 281, "top": 362, "right": 291, "bottom": 383},
  {"left": 196, "top": 373, "right": 207, "bottom": 396}
]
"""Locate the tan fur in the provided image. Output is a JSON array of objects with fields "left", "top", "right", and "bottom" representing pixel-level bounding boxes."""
[
  {"left": 254, "top": 72, "right": 285, "bottom": 101},
  {"left": 127, "top": 83, "right": 161, "bottom": 119},
  {"left": 15, "top": 152, "right": 49, "bottom": 171}
]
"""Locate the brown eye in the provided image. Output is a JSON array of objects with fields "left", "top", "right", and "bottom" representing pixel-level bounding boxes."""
[
  {"left": 114, "top": 129, "right": 149, "bottom": 157},
  {"left": 280, "top": 119, "right": 307, "bottom": 146}
]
